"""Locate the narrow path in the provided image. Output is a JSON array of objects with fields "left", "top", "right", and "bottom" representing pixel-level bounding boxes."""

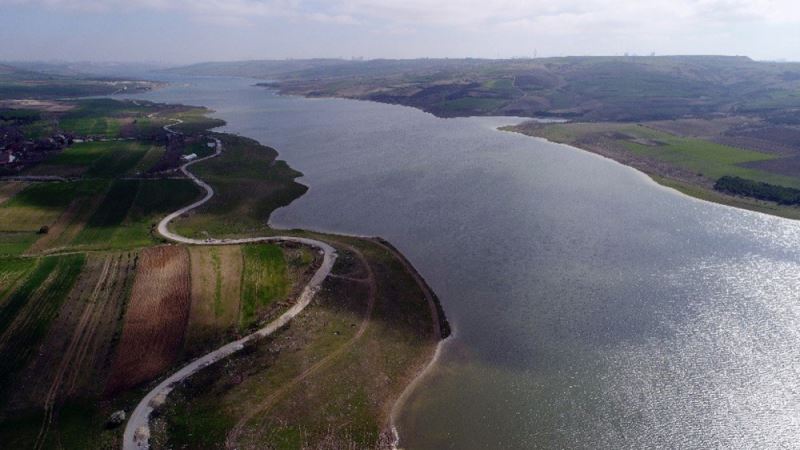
[{"left": 122, "top": 121, "right": 337, "bottom": 450}]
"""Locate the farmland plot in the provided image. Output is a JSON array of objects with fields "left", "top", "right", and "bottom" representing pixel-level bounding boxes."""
[
  {"left": 184, "top": 245, "right": 243, "bottom": 356},
  {"left": 8, "top": 252, "right": 137, "bottom": 413},
  {"left": 0, "top": 254, "right": 86, "bottom": 403},
  {"left": 105, "top": 246, "right": 191, "bottom": 393},
  {"left": 240, "top": 244, "right": 289, "bottom": 329}
]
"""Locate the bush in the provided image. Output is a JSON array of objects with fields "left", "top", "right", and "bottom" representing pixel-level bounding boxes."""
[{"left": 714, "top": 176, "right": 800, "bottom": 205}]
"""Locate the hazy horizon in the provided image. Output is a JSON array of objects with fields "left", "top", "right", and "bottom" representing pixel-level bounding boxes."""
[{"left": 2, "top": 0, "right": 799, "bottom": 64}]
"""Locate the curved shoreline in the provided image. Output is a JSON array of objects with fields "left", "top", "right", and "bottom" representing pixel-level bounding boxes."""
[
  {"left": 122, "top": 119, "right": 447, "bottom": 450},
  {"left": 370, "top": 237, "right": 451, "bottom": 449},
  {"left": 499, "top": 126, "right": 800, "bottom": 222}
]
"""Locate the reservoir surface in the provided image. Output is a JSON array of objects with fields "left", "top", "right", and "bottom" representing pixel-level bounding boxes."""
[{"left": 125, "top": 76, "right": 800, "bottom": 449}]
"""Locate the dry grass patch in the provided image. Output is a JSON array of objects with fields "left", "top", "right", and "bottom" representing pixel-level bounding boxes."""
[
  {"left": 105, "top": 246, "right": 191, "bottom": 394},
  {"left": 184, "top": 245, "right": 243, "bottom": 356},
  {"left": 24, "top": 191, "right": 105, "bottom": 255},
  {"left": 0, "top": 182, "right": 27, "bottom": 205}
]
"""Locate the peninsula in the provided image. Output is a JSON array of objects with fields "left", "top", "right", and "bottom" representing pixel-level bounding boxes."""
[{"left": 0, "top": 66, "right": 448, "bottom": 449}]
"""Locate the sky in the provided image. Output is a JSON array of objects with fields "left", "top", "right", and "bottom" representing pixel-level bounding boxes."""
[{"left": 2, "top": 0, "right": 800, "bottom": 64}]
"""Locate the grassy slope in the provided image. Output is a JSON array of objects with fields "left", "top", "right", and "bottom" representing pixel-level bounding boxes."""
[
  {"left": 153, "top": 237, "right": 437, "bottom": 449},
  {"left": 172, "top": 133, "right": 307, "bottom": 238}
]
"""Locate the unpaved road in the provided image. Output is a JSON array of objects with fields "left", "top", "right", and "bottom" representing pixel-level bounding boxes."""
[{"left": 122, "top": 122, "right": 337, "bottom": 450}]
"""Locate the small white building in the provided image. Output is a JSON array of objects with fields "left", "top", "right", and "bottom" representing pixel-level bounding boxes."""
[
  {"left": 181, "top": 153, "right": 198, "bottom": 162},
  {"left": 207, "top": 142, "right": 216, "bottom": 148},
  {"left": 0, "top": 152, "right": 16, "bottom": 164}
]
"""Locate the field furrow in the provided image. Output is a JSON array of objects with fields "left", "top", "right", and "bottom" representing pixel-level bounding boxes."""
[
  {"left": 184, "top": 245, "right": 243, "bottom": 356},
  {"left": 105, "top": 246, "right": 191, "bottom": 394}
]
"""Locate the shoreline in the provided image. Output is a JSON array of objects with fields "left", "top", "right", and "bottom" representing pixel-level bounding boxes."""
[
  {"left": 252, "top": 81, "right": 800, "bottom": 223},
  {"left": 499, "top": 127, "right": 800, "bottom": 222},
  {"left": 122, "top": 108, "right": 449, "bottom": 449},
  {"left": 369, "top": 237, "right": 451, "bottom": 449}
]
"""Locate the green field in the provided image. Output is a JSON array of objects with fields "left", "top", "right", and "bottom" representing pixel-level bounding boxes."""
[
  {"left": 0, "top": 181, "right": 98, "bottom": 232},
  {"left": 240, "top": 244, "right": 288, "bottom": 328},
  {"left": 617, "top": 126, "right": 800, "bottom": 188},
  {"left": 170, "top": 108, "right": 225, "bottom": 135},
  {"left": 522, "top": 122, "right": 800, "bottom": 188},
  {"left": 28, "top": 141, "right": 154, "bottom": 178},
  {"left": 57, "top": 99, "right": 154, "bottom": 138},
  {"left": 73, "top": 179, "right": 199, "bottom": 249},
  {"left": 508, "top": 121, "right": 800, "bottom": 217},
  {"left": 0, "top": 254, "right": 85, "bottom": 402},
  {"left": 173, "top": 134, "right": 307, "bottom": 238},
  {"left": 0, "top": 258, "right": 36, "bottom": 303}
]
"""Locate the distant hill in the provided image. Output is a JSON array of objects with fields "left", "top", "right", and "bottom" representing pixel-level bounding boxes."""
[
  {"left": 168, "top": 56, "right": 800, "bottom": 122},
  {"left": 8, "top": 61, "right": 170, "bottom": 78},
  {"left": 164, "top": 59, "right": 355, "bottom": 78},
  {"left": 0, "top": 63, "right": 159, "bottom": 100}
]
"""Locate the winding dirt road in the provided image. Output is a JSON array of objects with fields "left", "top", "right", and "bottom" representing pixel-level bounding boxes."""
[{"left": 122, "top": 122, "right": 337, "bottom": 450}]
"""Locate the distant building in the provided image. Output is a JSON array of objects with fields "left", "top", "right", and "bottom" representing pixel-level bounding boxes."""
[
  {"left": 207, "top": 142, "right": 216, "bottom": 148},
  {"left": 181, "top": 153, "right": 198, "bottom": 161},
  {"left": 0, "top": 151, "right": 16, "bottom": 164}
]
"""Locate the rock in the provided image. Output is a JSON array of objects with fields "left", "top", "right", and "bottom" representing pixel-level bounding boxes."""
[{"left": 107, "top": 410, "right": 126, "bottom": 428}]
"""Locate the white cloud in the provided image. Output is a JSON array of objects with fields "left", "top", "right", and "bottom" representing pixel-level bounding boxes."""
[
  {"left": 5, "top": 0, "right": 800, "bottom": 27},
  {"left": 2, "top": 0, "right": 799, "bottom": 60}
]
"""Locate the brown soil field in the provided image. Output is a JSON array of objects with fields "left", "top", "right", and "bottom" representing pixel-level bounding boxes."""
[
  {"left": 105, "top": 245, "right": 191, "bottom": 394},
  {"left": 0, "top": 182, "right": 27, "bottom": 205},
  {"left": 184, "top": 245, "right": 243, "bottom": 356}
]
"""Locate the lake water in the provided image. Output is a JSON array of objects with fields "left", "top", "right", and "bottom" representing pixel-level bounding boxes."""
[{"left": 124, "top": 76, "right": 800, "bottom": 449}]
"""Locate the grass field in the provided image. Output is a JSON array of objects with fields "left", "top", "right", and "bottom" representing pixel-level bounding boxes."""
[
  {"left": 0, "top": 182, "right": 27, "bottom": 205},
  {"left": 172, "top": 134, "right": 307, "bottom": 238},
  {"left": 618, "top": 126, "right": 800, "bottom": 188},
  {"left": 0, "top": 181, "right": 103, "bottom": 233},
  {"left": 170, "top": 108, "right": 225, "bottom": 135},
  {"left": 72, "top": 179, "right": 199, "bottom": 250},
  {"left": 239, "top": 244, "right": 289, "bottom": 329},
  {"left": 27, "top": 141, "right": 154, "bottom": 178},
  {"left": 57, "top": 98, "right": 157, "bottom": 138},
  {"left": 73, "top": 180, "right": 140, "bottom": 246},
  {"left": 507, "top": 121, "right": 800, "bottom": 216},
  {"left": 185, "top": 245, "right": 243, "bottom": 355},
  {"left": 0, "top": 258, "right": 36, "bottom": 304},
  {"left": 0, "top": 254, "right": 85, "bottom": 403}
]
